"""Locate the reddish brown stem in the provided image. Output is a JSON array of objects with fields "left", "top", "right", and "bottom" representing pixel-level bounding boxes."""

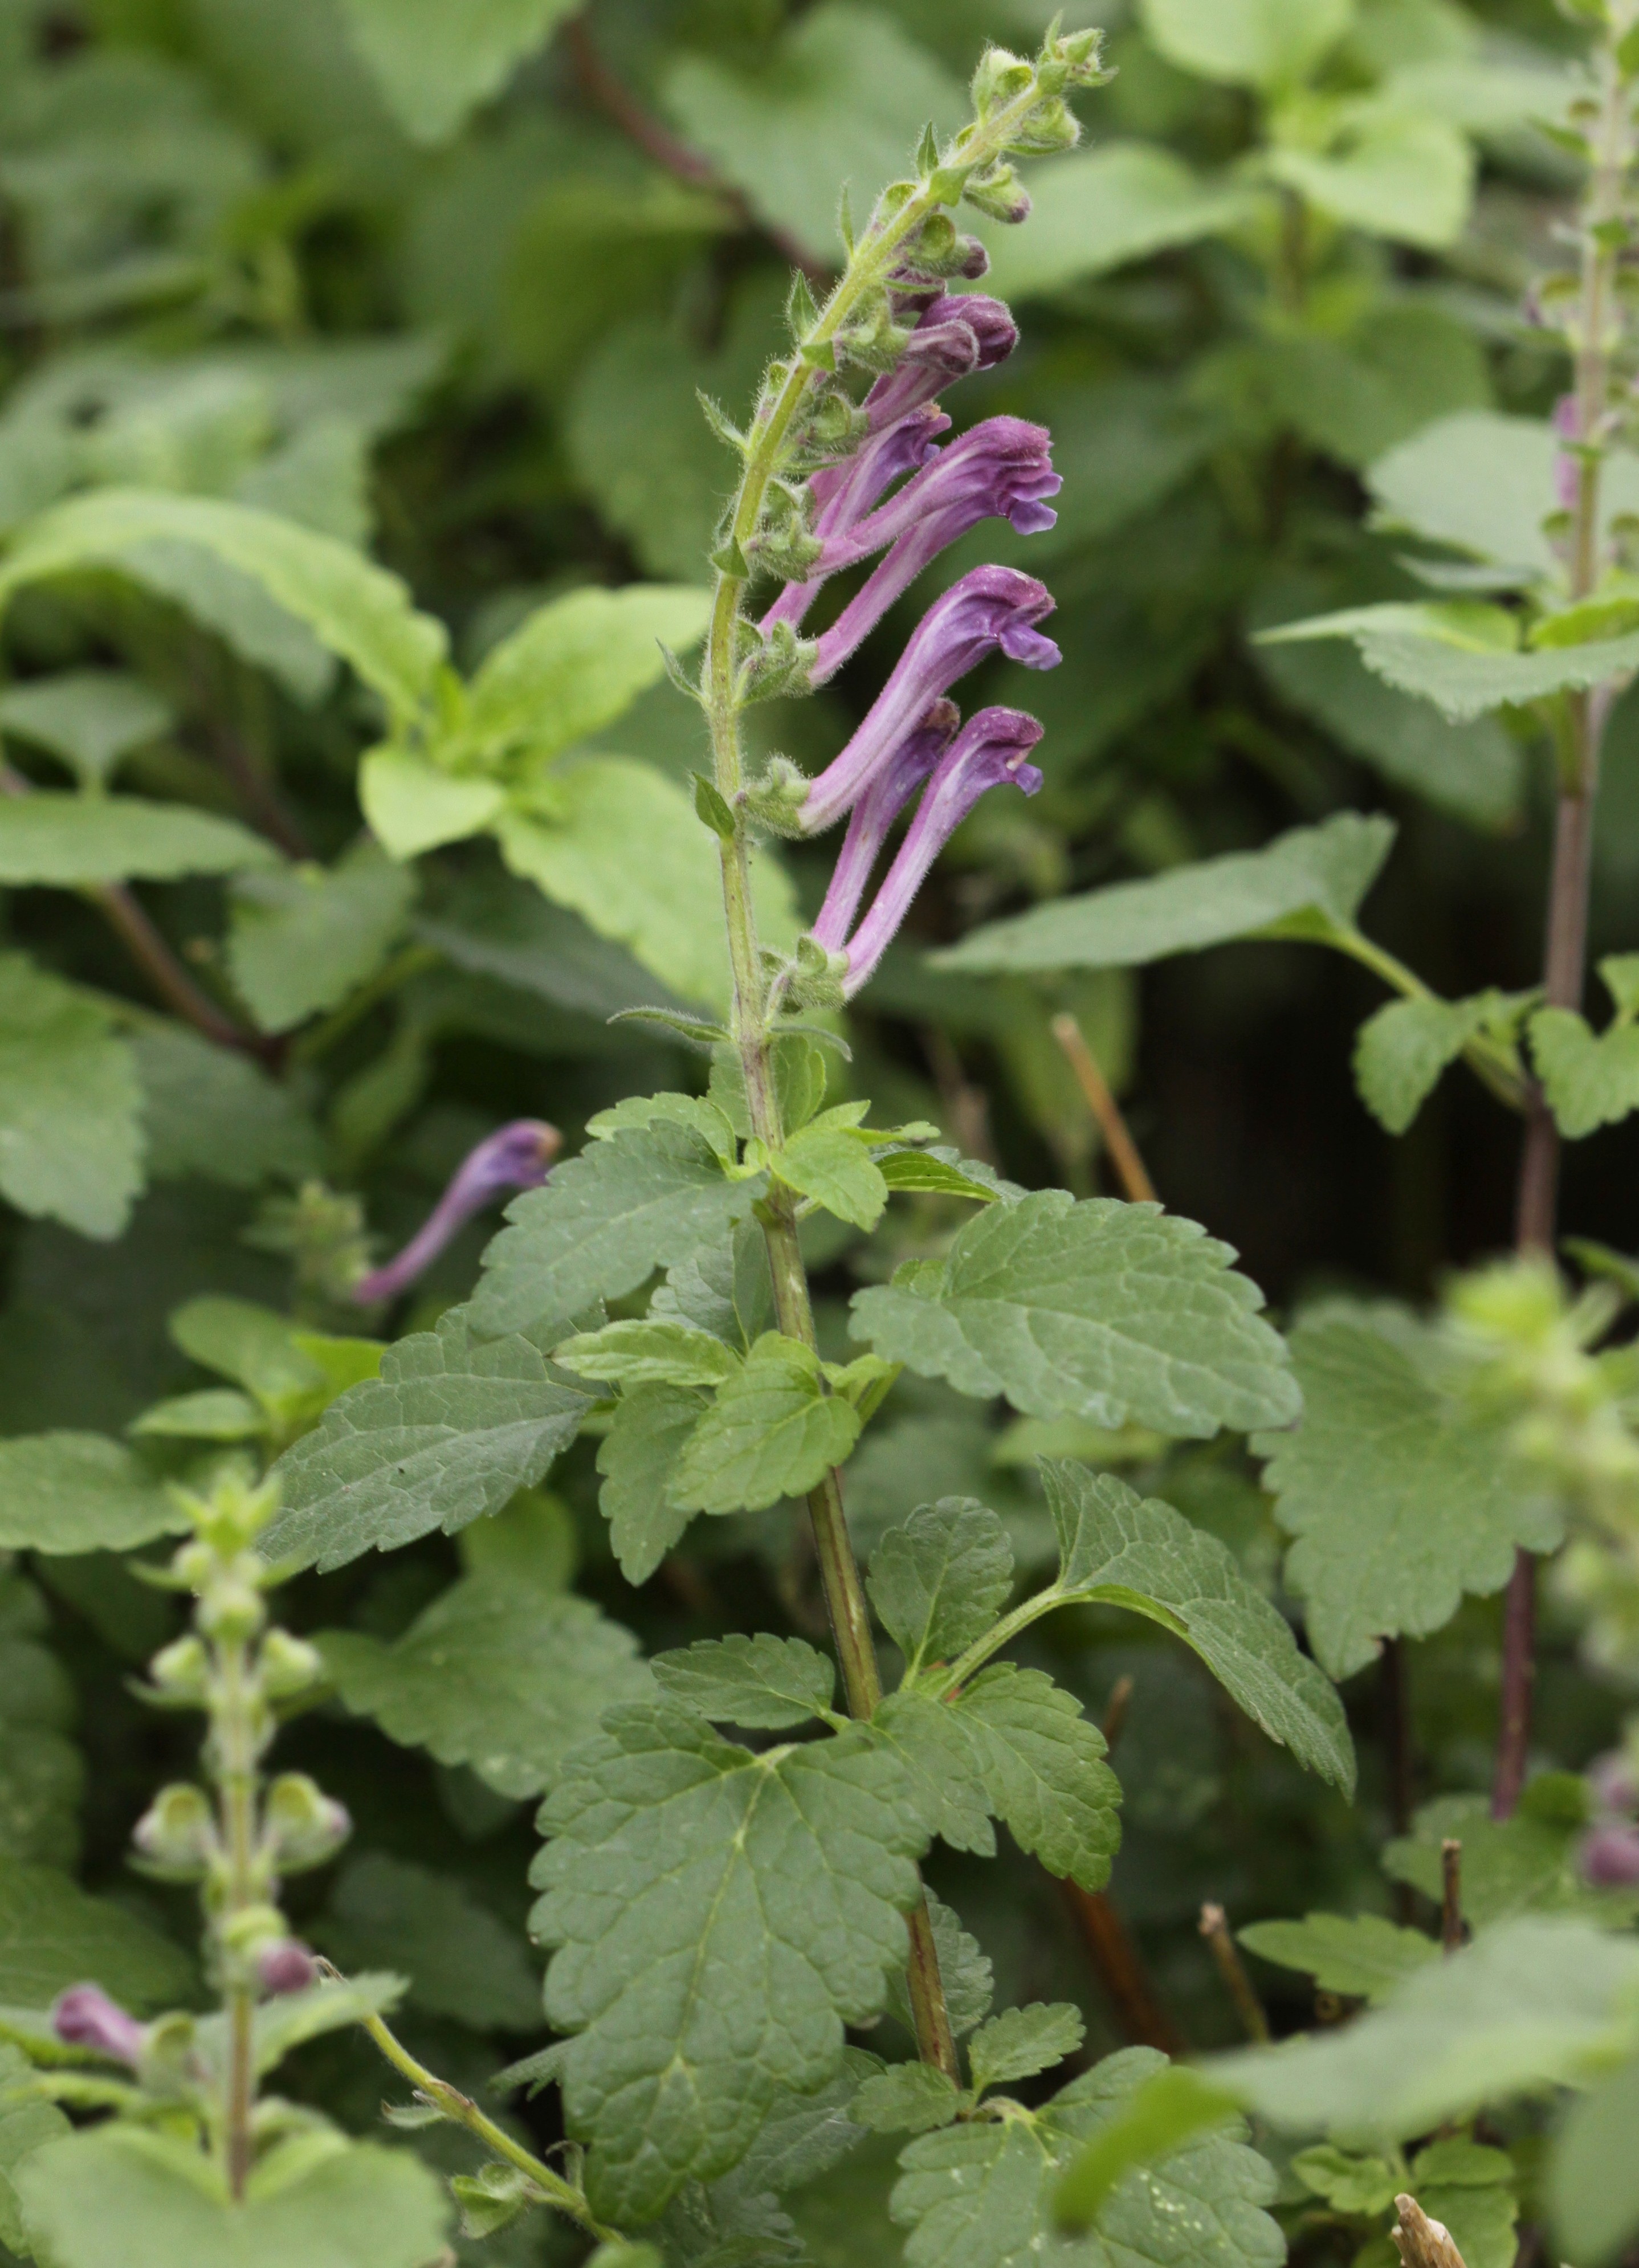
[
  {"left": 1440, "top": 1838, "right": 1465, "bottom": 1953},
  {"left": 1200, "top": 1901, "right": 1271, "bottom": 2044},
  {"left": 564, "top": 14, "right": 831, "bottom": 284},
  {"left": 1051, "top": 1013, "right": 1156, "bottom": 1204},
  {"left": 1063, "top": 1882, "right": 1185, "bottom": 2054}
]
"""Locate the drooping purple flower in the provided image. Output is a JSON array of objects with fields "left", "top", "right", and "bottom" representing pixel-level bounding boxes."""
[
  {"left": 800, "top": 566, "right": 1058, "bottom": 830},
  {"left": 864, "top": 294, "right": 1020, "bottom": 430},
  {"left": 353, "top": 1119, "right": 561, "bottom": 1305},
  {"left": 1582, "top": 1821, "right": 1639, "bottom": 1886},
  {"left": 258, "top": 1939, "right": 321, "bottom": 1996},
  {"left": 832, "top": 708, "right": 1045, "bottom": 997},
  {"left": 812, "top": 702, "right": 960, "bottom": 953},
  {"left": 54, "top": 1985, "right": 145, "bottom": 2066},
  {"left": 777, "top": 417, "right": 1061, "bottom": 653},
  {"left": 764, "top": 405, "right": 949, "bottom": 635}
]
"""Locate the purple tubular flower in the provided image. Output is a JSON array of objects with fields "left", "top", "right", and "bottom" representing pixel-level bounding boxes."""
[
  {"left": 353, "top": 1119, "right": 562, "bottom": 1305},
  {"left": 866, "top": 294, "right": 1020, "bottom": 429},
  {"left": 800, "top": 566, "right": 1058, "bottom": 829},
  {"left": 1582, "top": 1821, "right": 1639, "bottom": 1886},
  {"left": 784, "top": 417, "right": 1061, "bottom": 654},
  {"left": 54, "top": 1985, "right": 145, "bottom": 2066},
  {"left": 811, "top": 702, "right": 960, "bottom": 952},
  {"left": 833, "top": 708, "right": 1045, "bottom": 998},
  {"left": 763, "top": 405, "right": 949, "bottom": 635}
]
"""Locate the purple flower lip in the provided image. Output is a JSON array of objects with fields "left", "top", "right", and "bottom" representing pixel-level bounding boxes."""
[
  {"left": 811, "top": 702, "right": 961, "bottom": 953},
  {"left": 834, "top": 707, "right": 1045, "bottom": 999},
  {"left": 798, "top": 565, "right": 1058, "bottom": 832},
  {"left": 53, "top": 1985, "right": 145, "bottom": 2066},
  {"left": 875, "top": 295, "right": 1019, "bottom": 419},
  {"left": 353, "top": 1119, "right": 562, "bottom": 1305},
  {"left": 773, "top": 416, "right": 1061, "bottom": 652}
]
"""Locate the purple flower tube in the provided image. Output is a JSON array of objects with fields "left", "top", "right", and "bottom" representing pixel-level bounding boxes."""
[
  {"left": 54, "top": 1985, "right": 145, "bottom": 2066},
  {"left": 811, "top": 701, "right": 960, "bottom": 953},
  {"left": 353, "top": 1119, "right": 561, "bottom": 1305},
  {"left": 799, "top": 565, "right": 1058, "bottom": 830},
  {"left": 786, "top": 417, "right": 1061, "bottom": 660},
  {"left": 835, "top": 708, "right": 1045, "bottom": 997}
]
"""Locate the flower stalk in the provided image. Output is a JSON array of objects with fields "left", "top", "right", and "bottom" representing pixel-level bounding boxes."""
[{"left": 692, "top": 26, "right": 1108, "bottom": 2081}]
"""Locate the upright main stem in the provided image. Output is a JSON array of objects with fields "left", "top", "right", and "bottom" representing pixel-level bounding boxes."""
[
  {"left": 1494, "top": 53, "right": 1629, "bottom": 1820},
  {"left": 215, "top": 1637, "right": 258, "bottom": 2199}
]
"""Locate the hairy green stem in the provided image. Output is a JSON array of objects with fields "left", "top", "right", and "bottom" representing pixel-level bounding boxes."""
[
  {"left": 1495, "top": 40, "right": 1632, "bottom": 1821},
  {"left": 692, "top": 96, "right": 1060, "bottom": 2086},
  {"left": 360, "top": 2009, "right": 616, "bottom": 2242},
  {"left": 215, "top": 1635, "right": 258, "bottom": 2201}
]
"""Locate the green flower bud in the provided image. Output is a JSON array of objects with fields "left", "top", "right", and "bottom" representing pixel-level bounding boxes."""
[
  {"left": 198, "top": 1578, "right": 267, "bottom": 1646},
  {"left": 149, "top": 1634, "right": 211, "bottom": 1703},
  {"left": 132, "top": 1782, "right": 221, "bottom": 1880},
  {"left": 262, "top": 1773, "right": 351, "bottom": 1873},
  {"left": 257, "top": 1629, "right": 325, "bottom": 1700},
  {"left": 219, "top": 1900, "right": 288, "bottom": 1960},
  {"left": 137, "top": 2010, "right": 201, "bottom": 2098},
  {"left": 1009, "top": 97, "right": 1079, "bottom": 156},
  {"left": 971, "top": 46, "right": 1033, "bottom": 118}
]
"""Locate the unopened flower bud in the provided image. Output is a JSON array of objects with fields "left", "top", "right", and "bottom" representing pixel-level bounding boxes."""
[
  {"left": 972, "top": 46, "right": 1033, "bottom": 116},
  {"left": 263, "top": 1773, "right": 351, "bottom": 1872},
  {"left": 965, "top": 165, "right": 1032, "bottom": 226},
  {"left": 149, "top": 1634, "right": 211, "bottom": 1702},
  {"left": 257, "top": 1629, "right": 324, "bottom": 1700},
  {"left": 198, "top": 1578, "right": 266, "bottom": 1646},
  {"left": 53, "top": 1985, "right": 144, "bottom": 2066},
  {"left": 258, "top": 1938, "right": 321, "bottom": 1996},
  {"left": 133, "top": 1782, "right": 220, "bottom": 1878},
  {"left": 220, "top": 1901, "right": 288, "bottom": 1959},
  {"left": 1583, "top": 1821, "right": 1639, "bottom": 1884}
]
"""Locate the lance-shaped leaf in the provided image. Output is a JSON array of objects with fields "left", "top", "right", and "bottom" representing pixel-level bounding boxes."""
[
  {"left": 651, "top": 1634, "right": 837, "bottom": 1729},
  {"left": 1238, "top": 1913, "right": 1440, "bottom": 2005},
  {"left": 1040, "top": 1462, "right": 1355, "bottom": 1794},
  {"left": 932, "top": 814, "right": 1395, "bottom": 977},
  {"left": 532, "top": 1701, "right": 927, "bottom": 2224},
  {"left": 1259, "top": 603, "right": 1639, "bottom": 722},
  {"left": 670, "top": 1333, "right": 862, "bottom": 1514},
  {"left": 472, "top": 1121, "right": 766, "bottom": 1340},
  {"left": 953, "top": 1665, "right": 1122, "bottom": 1891},
  {"left": 320, "top": 1572, "right": 650, "bottom": 1799},
  {"left": 0, "top": 1433, "right": 179, "bottom": 1552},
  {"left": 892, "top": 2043, "right": 1283, "bottom": 2268},
  {"left": 0, "top": 953, "right": 144, "bottom": 1239},
  {"left": 0, "top": 1857, "right": 193, "bottom": 2008},
  {"left": 15, "top": 2126, "right": 449, "bottom": 2268},
  {"left": 264, "top": 1308, "right": 594, "bottom": 1571},
  {"left": 0, "top": 796, "right": 275, "bottom": 886},
  {"left": 1208, "top": 1918, "right": 1639, "bottom": 2143},
  {"left": 1254, "top": 1306, "right": 1559, "bottom": 1680},
  {"left": 0, "top": 488, "right": 446, "bottom": 724},
  {"left": 851, "top": 1193, "right": 1299, "bottom": 1439}
]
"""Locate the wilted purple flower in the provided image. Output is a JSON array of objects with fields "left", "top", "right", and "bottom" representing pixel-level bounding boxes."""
[
  {"left": 1582, "top": 1821, "right": 1639, "bottom": 1886},
  {"left": 258, "top": 1939, "right": 321, "bottom": 1996},
  {"left": 831, "top": 708, "right": 1045, "bottom": 997},
  {"left": 54, "top": 1985, "right": 145, "bottom": 2066},
  {"left": 353, "top": 1119, "right": 561, "bottom": 1305},
  {"left": 778, "top": 418, "right": 1061, "bottom": 653},
  {"left": 812, "top": 703, "right": 960, "bottom": 953},
  {"left": 800, "top": 566, "right": 1058, "bottom": 828}
]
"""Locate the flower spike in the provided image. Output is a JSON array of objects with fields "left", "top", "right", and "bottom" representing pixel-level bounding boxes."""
[{"left": 353, "top": 1119, "right": 561, "bottom": 1305}]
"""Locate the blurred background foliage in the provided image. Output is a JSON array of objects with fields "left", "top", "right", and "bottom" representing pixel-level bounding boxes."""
[{"left": 0, "top": 0, "right": 1627, "bottom": 2259}]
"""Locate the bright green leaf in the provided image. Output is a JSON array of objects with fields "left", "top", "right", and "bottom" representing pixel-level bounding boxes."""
[
  {"left": 868, "top": 1499, "right": 1014, "bottom": 1675},
  {"left": 136, "top": 1027, "right": 321, "bottom": 1189},
  {"left": 650, "top": 1633, "right": 837, "bottom": 1729},
  {"left": 532, "top": 1701, "right": 927, "bottom": 2222},
  {"left": 968, "top": 2001, "right": 1086, "bottom": 2092},
  {"left": 553, "top": 1317, "right": 741, "bottom": 1389},
  {"left": 1254, "top": 1306, "right": 1560, "bottom": 1679},
  {"left": 596, "top": 1382, "right": 708, "bottom": 1584},
  {"left": 774, "top": 1119, "right": 890, "bottom": 1231},
  {"left": 227, "top": 838, "right": 416, "bottom": 1035},
  {"left": 851, "top": 1192, "right": 1300, "bottom": 1438},
  {"left": 936, "top": 814, "right": 1396, "bottom": 976},
  {"left": 472, "top": 1121, "right": 766, "bottom": 1340},
  {"left": 1291, "top": 2144, "right": 1401, "bottom": 2215},
  {"left": 464, "top": 582, "right": 712, "bottom": 764},
  {"left": 0, "top": 794, "right": 273, "bottom": 886},
  {"left": 1141, "top": 0, "right": 1353, "bottom": 87},
  {"left": 1353, "top": 994, "right": 1502, "bottom": 1133},
  {"left": 868, "top": 1687, "right": 996, "bottom": 1855},
  {"left": 671, "top": 1331, "right": 862, "bottom": 1514},
  {"left": 980, "top": 143, "right": 1260, "bottom": 299},
  {"left": 0, "top": 1855, "right": 193, "bottom": 2008},
  {"left": 17, "top": 2122, "right": 448, "bottom": 2268},
  {"left": 0, "top": 1432, "right": 178, "bottom": 1552},
  {"left": 1042, "top": 1462, "right": 1356, "bottom": 1793},
  {"left": 1269, "top": 111, "right": 1472, "bottom": 250},
  {"left": 0, "top": 953, "right": 144, "bottom": 1238},
  {"left": 1551, "top": 2053, "right": 1639, "bottom": 2266},
  {"left": 1238, "top": 1912, "right": 1439, "bottom": 2004},
  {"left": 953, "top": 1664, "right": 1122, "bottom": 1891},
  {"left": 1530, "top": 1005, "right": 1639, "bottom": 1139},
  {"left": 320, "top": 1571, "right": 650, "bottom": 1799},
  {"left": 359, "top": 747, "right": 507, "bottom": 860},
  {"left": 0, "top": 671, "right": 172, "bottom": 790},
  {"left": 264, "top": 1307, "right": 594, "bottom": 1571},
  {"left": 339, "top": 0, "right": 579, "bottom": 144},
  {"left": 853, "top": 2060, "right": 967, "bottom": 2134}
]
